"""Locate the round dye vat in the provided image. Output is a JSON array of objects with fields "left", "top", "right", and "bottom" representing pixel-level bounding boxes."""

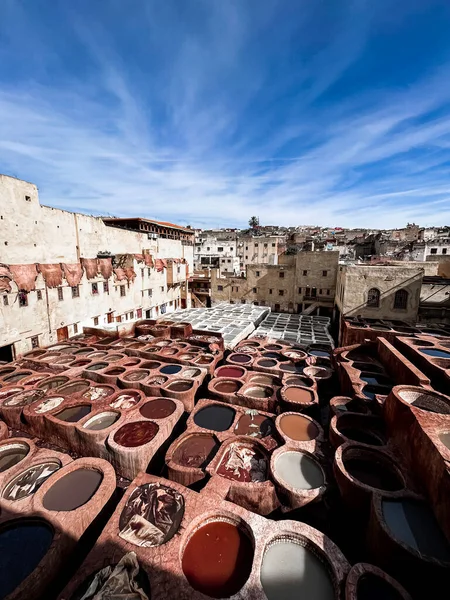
[
  {"left": 338, "top": 427, "right": 384, "bottom": 446},
  {"left": 216, "top": 366, "right": 245, "bottom": 379},
  {"left": 172, "top": 434, "right": 219, "bottom": 468},
  {"left": 234, "top": 414, "right": 273, "bottom": 438},
  {"left": 257, "top": 359, "right": 277, "bottom": 368},
  {"left": 83, "top": 411, "right": 120, "bottom": 431},
  {"left": 43, "top": 468, "right": 103, "bottom": 511},
  {"left": 166, "top": 380, "right": 193, "bottom": 392},
  {"left": 140, "top": 398, "right": 176, "bottom": 419},
  {"left": 182, "top": 520, "right": 253, "bottom": 598},
  {"left": 244, "top": 385, "right": 273, "bottom": 399},
  {"left": 397, "top": 389, "right": 450, "bottom": 414},
  {"left": 37, "top": 376, "right": 69, "bottom": 390},
  {"left": 229, "top": 353, "right": 252, "bottom": 364},
  {"left": 3, "top": 388, "right": 45, "bottom": 407},
  {"left": 35, "top": 396, "right": 64, "bottom": 414},
  {"left": 160, "top": 364, "right": 182, "bottom": 375},
  {"left": 382, "top": 498, "right": 450, "bottom": 561},
  {"left": 3, "top": 461, "right": 61, "bottom": 501},
  {"left": 283, "top": 386, "right": 314, "bottom": 404},
  {"left": 113, "top": 421, "right": 159, "bottom": 447},
  {"left": 107, "top": 354, "right": 125, "bottom": 362},
  {"left": 58, "top": 380, "right": 90, "bottom": 396},
  {"left": 284, "top": 376, "right": 312, "bottom": 387},
  {"left": 0, "top": 443, "right": 30, "bottom": 473},
  {"left": 194, "top": 405, "right": 236, "bottom": 432},
  {"left": 181, "top": 368, "right": 202, "bottom": 379},
  {"left": 420, "top": 348, "right": 450, "bottom": 359},
  {"left": 3, "top": 371, "right": 32, "bottom": 383},
  {"left": 54, "top": 405, "right": 91, "bottom": 423},
  {"left": 280, "top": 363, "right": 304, "bottom": 374},
  {"left": 217, "top": 442, "right": 267, "bottom": 482},
  {"left": 195, "top": 355, "right": 213, "bottom": 365},
  {"left": 357, "top": 574, "right": 404, "bottom": 600},
  {"left": 110, "top": 392, "right": 140, "bottom": 410},
  {"left": 0, "top": 387, "right": 23, "bottom": 401},
  {"left": 279, "top": 414, "right": 319, "bottom": 441},
  {"left": 213, "top": 379, "right": 241, "bottom": 394},
  {"left": 0, "top": 519, "right": 54, "bottom": 598},
  {"left": 265, "top": 344, "right": 283, "bottom": 351},
  {"left": 262, "top": 352, "right": 285, "bottom": 360},
  {"left": 249, "top": 374, "right": 278, "bottom": 386},
  {"left": 86, "top": 362, "right": 108, "bottom": 371},
  {"left": 344, "top": 456, "right": 403, "bottom": 491},
  {"left": 309, "top": 350, "right": 330, "bottom": 358},
  {"left": 119, "top": 482, "right": 184, "bottom": 547},
  {"left": 275, "top": 451, "right": 324, "bottom": 490},
  {"left": 82, "top": 386, "right": 114, "bottom": 402},
  {"left": 141, "top": 361, "right": 161, "bottom": 370},
  {"left": 104, "top": 367, "right": 125, "bottom": 376},
  {"left": 123, "top": 370, "right": 149, "bottom": 382},
  {"left": 260, "top": 538, "right": 335, "bottom": 600}
]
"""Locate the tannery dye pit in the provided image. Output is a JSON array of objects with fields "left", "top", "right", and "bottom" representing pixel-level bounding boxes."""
[
  {"left": 193, "top": 404, "right": 236, "bottom": 431},
  {"left": 43, "top": 468, "right": 103, "bottom": 510},
  {"left": 172, "top": 434, "right": 219, "bottom": 468},
  {"left": 113, "top": 421, "right": 159, "bottom": 447}
]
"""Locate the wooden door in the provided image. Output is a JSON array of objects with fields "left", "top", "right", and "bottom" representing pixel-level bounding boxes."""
[
  {"left": 57, "top": 326, "right": 69, "bottom": 342},
  {"left": 107, "top": 312, "right": 114, "bottom": 324}
]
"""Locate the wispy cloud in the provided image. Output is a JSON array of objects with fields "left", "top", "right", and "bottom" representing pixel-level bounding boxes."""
[{"left": 1, "top": 0, "right": 450, "bottom": 228}]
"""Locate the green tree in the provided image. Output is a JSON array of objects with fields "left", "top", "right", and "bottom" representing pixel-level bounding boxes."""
[{"left": 249, "top": 216, "right": 259, "bottom": 229}]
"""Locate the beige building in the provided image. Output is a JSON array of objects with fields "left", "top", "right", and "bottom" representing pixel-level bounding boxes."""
[
  {"left": 335, "top": 264, "right": 427, "bottom": 324},
  {"left": 212, "top": 251, "right": 339, "bottom": 316},
  {"left": 0, "top": 175, "right": 194, "bottom": 360},
  {"left": 237, "top": 235, "right": 286, "bottom": 275}
]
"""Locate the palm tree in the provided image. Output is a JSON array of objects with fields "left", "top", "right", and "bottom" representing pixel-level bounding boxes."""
[{"left": 249, "top": 216, "right": 259, "bottom": 229}]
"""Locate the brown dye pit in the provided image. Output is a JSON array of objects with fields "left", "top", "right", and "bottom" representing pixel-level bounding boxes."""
[
  {"left": 230, "top": 354, "right": 252, "bottom": 364},
  {"left": 217, "top": 442, "right": 267, "bottom": 482},
  {"left": 172, "top": 434, "right": 219, "bottom": 468},
  {"left": 249, "top": 374, "right": 278, "bottom": 386},
  {"left": 104, "top": 367, "right": 125, "bottom": 376},
  {"left": 195, "top": 355, "right": 213, "bottom": 365},
  {"left": 141, "top": 361, "right": 162, "bottom": 369},
  {"left": 119, "top": 482, "right": 184, "bottom": 547},
  {"left": 106, "top": 354, "right": 125, "bottom": 362},
  {"left": 123, "top": 370, "right": 149, "bottom": 382},
  {"left": 182, "top": 520, "right": 253, "bottom": 598},
  {"left": 140, "top": 398, "right": 176, "bottom": 419},
  {"left": 37, "top": 376, "right": 69, "bottom": 390},
  {"left": 86, "top": 362, "right": 108, "bottom": 371},
  {"left": 244, "top": 385, "right": 273, "bottom": 399},
  {"left": 43, "top": 468, "right": 103, "bottom": 510},
  {"left": 83, "top": 412, "right": 120, "bottom": 431},
  {"left": 357, "top": 574, "right": 404, "bottom": 600},
  {"left": 3, "top": 371, "right": 32, "bottom": 383},
  {"left": 217, "top": 366, "right": 245, "bottom": 378},
  {"left": 213, "top": 380, "right": 241, "bottom": 394},
  {"left": 280, "top": 414, "right": 319, "bottom": 441},
  {"left": 265, "top": 344, "right": 283, "bottom": 350},
  {"left": 344, "top": 457, "right": 403, "bottom": 491},
  {"left": 59, "top": 381, "right": 91, "bottom": 396},
  {"left": 113, "top": 421, "right": 159, "bottom": 447},
  {"left": 0, "top": 443, "right": 29, "bottom": 472},
  {"left": 234, "top": 413, "right": 273, "bottom": 438},
  {"left": 283, "top": 386, "right": 314, "bottom": 404},
  {"left": 166, "top": 380, "right": 193, "bottom": 392},
  {"left": 257, "top": 359, "right": 277, "bottom": 368},
  {"left": 338, "top": 427, "right": 384, "bottom": 446},
  {"left": 54, "top": 405, "right": 91, "bottom": 423}
]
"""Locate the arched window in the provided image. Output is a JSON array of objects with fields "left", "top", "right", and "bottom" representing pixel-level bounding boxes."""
[
  {"left": 394, "top": 289, "right": 408, "bottom": 310},
  {"left": 367, "top": 288, "right": 380, "bottom": 308}
]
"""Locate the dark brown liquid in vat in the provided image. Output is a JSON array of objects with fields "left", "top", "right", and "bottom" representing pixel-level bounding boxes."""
[
  {"left": 234, "top": 414, "right": 273, "bottom": 438},
  {"left": 217, "top": 366, "right": 245, "bottom": 378},
  {"left": 172, "top": 435, "right": 219, "bottom": 468},
  {"left": 0, "top": 446, "right": 29, "bottom": 472},
  {"left": 230, "top": 354, "right": 252, "bottom": 364},
  {"left": 357, "top": 574, "right": 403, "bottom": 600},
  {"left": 280, "top": 414, "right": 319, "bottom": 441},
  {"left": 43, "top": 469, "right": 103, "bottom": 510},
  {"left": 140, "top": 398, "right": 176, "bottom": 419},
  {"left": 167, "top": 381, "right": 192, "bottom": 392},
  {"left": 339, "top": 427, "right": 384, "bottom": 446},
  {"left": 113, "top": 421, "right": 159, "bottom": 447},
  {"left": 214, "top": 380, "right": 240, "bottom": 394},
  {"left": 182, "top": 521, "right": 253, "bottom": 598},
  {"left": 284, "top": 387, "right": 314, "bottom": 404},
  {"left": 54, "top": 405, "right": 91, "bottom": 423},
  {"left": 345, "top": 458, "right": 403, "bottom": 491}
]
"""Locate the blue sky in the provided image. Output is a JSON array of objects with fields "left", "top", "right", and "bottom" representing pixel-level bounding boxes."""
[{"left": 1, "top": 0, "right": 450, "bottom": 229}]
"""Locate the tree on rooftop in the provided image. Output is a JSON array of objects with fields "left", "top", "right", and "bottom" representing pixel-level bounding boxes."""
[{"left": 249, "top": 216, "right": 260, "bottom": 229}]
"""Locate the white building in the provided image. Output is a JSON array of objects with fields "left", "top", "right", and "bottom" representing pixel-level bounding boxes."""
[{"left": 0, "top": 175, "right": 194, "bottom": 360}]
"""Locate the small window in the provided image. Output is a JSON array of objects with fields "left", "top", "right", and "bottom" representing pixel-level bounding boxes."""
[
  {"left": 31, "top": 335, "right": 39, "bottom": 348},
  {"left": 148, "top": 268, "right": 151, "bottom": 276},
  {"left": 197, "top": 246, "right": 201, "bottom": 252},
  {"left": 25, "top": 195, "right": 31, "bottom": 202},
  {"left": 37, "top": 290, "right": 42, "bottom": 300},
  {"left": 245, "top": 246, "right": 248, "bottom": 250},
  {"left": 255, "top": 243, "right": 258, "bottom": 247},
  {"left": 319, "top": 289, "right": 323, "bottom": 294},
  {"left": 279, "top": 290, "right": 284, "bottom": 296},
  {"left": 279, "top": 272, "right": 284, "bottom": 278},
  {"left": 256, "top": 271, "right": 260, "bottom": 277},
  {"left": 254, "top": 301, "right": 259, "bottom": 305},
  {"left": 120, "top": 285, "right": 126, "bottom": 297},
  {"left": 327, "top": 289, "right": 330, "bottom": 295},
  {"left": 160, "top": 286, "right": 164, "bottom": 292},
  {"left": 57, "top": 287, "right": 64, "bottom": 301},
  {"left": 394, "top": 289, "right": 408, "bottom": 310},
  {"left": 272, "top": 243, "right": 276, "bottom": 247},
  {"left": 269, "top": 289, "right": 273, "bottom": 294},
  {"left": 298, "top": 287, "right": 302, "bottom": 294},
  {"left": 241, "top": 299, "right": 246, "bottom": 304},
  {"left": 73, "top": 323, "right": 78, "bottom": 334},
  {"left": 367, "top": 287, "right": 380, "bottom": 308},
  {"left": 72, "top": 285, "right": 79, "bottom": 298},
  {"left": 145, "top": 309, "right": 151, "bottom": 318},
  {"left": 141, "top": 268, "right": 144, "bottom": 277},
  {"left": 430, "top": 248, "right": 437, "bottom": 254},
  {"left": 94, "top": 317, "right": 99, "bottom": 326},
  {"left": 91, "top": 283, "right": 98, "bottom": 295},
  {"left": 230, "top": 247, "right": 233, "bottom": 251},
  {"left": 177, "top": 266, "right": 180, "bottom": 273},
  {"left": 303, "top": 270, "right": 308, "bottom": 276},
  {"left": 148, "top": 288, "right": 152, "bottom": 296},
  {"left": 322, "top": 270, "right": 328, "bottom": 277},
  {"left": 218, "top": 285, "right": 224, "bottom": 291},
  {"left": 443, "top": 248, "right": 448, "bottom": 255},
  {"left": 207, "top": 247, "right": 210, "bottom": 251},
  {"left": 253, "top": 287, "right": 257, "bottom": 293},
  {"left": 129, "top": 312, "right": 133, "bottom": 319},
  {"left": 264, "top": 243, "right": 268, "bottom": 248},
  {"left": 103, "top": 281, "right": 109, "bottom": 293},
  {"left": 245, "top": 255, "right": 248, "bottom": 260},
  {"left": 3, "top": 295, "right": 8, "bottom": 306},
  {"left": 228, "top": 259, "right": 231, "bottom": 263},
  {"left": 218, "top": 247, "right": 224, "bottom": 252}
]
